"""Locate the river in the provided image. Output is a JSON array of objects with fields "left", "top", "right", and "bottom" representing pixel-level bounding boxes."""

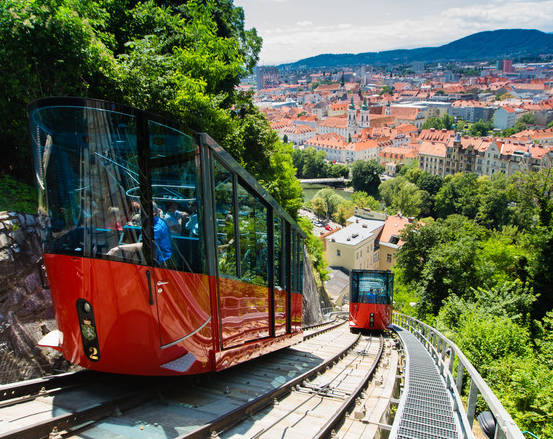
[{"left": 302, "top": 183, "right": 353, "bottom": 202}]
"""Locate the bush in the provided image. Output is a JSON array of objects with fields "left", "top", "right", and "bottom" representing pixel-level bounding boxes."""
[
  {"left": 0, "top": 176, "right": 37, "bottom": 214},
  {"left": 455, "top": 312, "right": 531, "bottom": 374}
]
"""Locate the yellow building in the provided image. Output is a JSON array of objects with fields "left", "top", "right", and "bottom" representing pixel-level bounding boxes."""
[
  {"left": 325, "top": 219, "right": 384, "bottom": 271},
  {"left": 325, "top": 213, "right": 411, "bottom": 272}
]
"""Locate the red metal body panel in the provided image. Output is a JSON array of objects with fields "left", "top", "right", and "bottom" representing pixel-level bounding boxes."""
[
  {"left": 152, "top": 267, "right": 212, "bottom": 348},
  {"left": 217, "top": 277, "right": 270, "bottom": 349},
  {"left": 44, "top": 254, "right": 302, "bottom": 375},
  {"left": 274, "top": 288, "right": 287, "bottom": 336},
  {"left": 215, "top": 331, "right": 302, "bottom": 371},
  {"left": 349, "top": 302, "right": 391, "bottom": 331},
  {"left": 44, "top": 254, "right": 213, "bottom": 375},
  {"left": 291, "top": 292, "right": 303, "bottom": 331}
]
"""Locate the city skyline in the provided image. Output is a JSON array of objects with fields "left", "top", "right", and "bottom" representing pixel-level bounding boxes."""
[{"left": 234, "top": 0, "right": 553, "bottom": 65}]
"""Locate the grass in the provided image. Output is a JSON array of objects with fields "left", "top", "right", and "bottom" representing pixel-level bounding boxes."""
[{"left": 0, "top": 175, "right": 37, "bottom": 214}]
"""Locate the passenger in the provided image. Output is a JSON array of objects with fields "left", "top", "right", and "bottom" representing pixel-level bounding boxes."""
[
  {"left": 107, "top": 203, "right": 172, "bottom": 265},
  {"left": 153, "top": 204, "right": 172, "bottom": 264},
  {"left": 107, "top": 206, "right": 123, "bottom": 231},
  {"left": 184, "top": 201, "right": 199, "bottom": 237},
  {"left": 164, "top": 202, "right": 187, "bottom": 233},
  {"left": 128, "top": 201, "right": 141, "bottom": 226}
]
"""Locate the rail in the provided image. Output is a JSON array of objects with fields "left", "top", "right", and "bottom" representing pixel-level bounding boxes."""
[{"left": 393, "top": 312, "right": 524, "bottom": 439}]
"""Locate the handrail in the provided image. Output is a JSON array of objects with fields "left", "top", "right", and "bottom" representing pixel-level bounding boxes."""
[{"left": 393, "top": 312, "right": 525, "bottom": 439}]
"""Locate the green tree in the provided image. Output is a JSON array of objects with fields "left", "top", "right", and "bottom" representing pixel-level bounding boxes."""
[
  {"left": 333, "top": 200, "right": 355, "bottom": 225},
  {"left": 470, "top": 119, "right": 493, "bottom": 136},
  {"left": 301, "top": 148, "right": 329, "bottom": 179},
  {"left": 392, "top": 182, "right": 423, "bottom": 217},
  {"left": 455, "top": 312, "right": 531, "bottom": 374},
  {"left": 297, "top": 217, "right": 328, "bottom": 281},
  {"left": 379, "top": 176, "right": 407, "bottom": 207},
  {"left": 421, "top": 114, "right": 453, "bottom": 131},
  {"left": 351, "top": 191, "right": 380, "bottom": 211},
  {"left": 434, "top": 173, "right": 480, "bottom": 219},
  {"left": 351, "top": 160, "right": 384, "bottom": 197},
  {"left": 379, "top": 85, "right": 392, "bottom": 95},
  {"left": 311, "top": 196, "right": 327, "bottom": 219},
  {"left": 421, "top": 116, "right": 444, "bottom": 130},
  {"left": 312, "top": 188, "right": 345, "bottom": 218},
  {"left": 476, "top": 174, "right": 512, "bottom": 229},
  {"left": 328, "top": 163, "right": 350, "bottom": 179}
]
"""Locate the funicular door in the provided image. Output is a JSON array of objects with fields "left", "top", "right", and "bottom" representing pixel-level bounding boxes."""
[
  {"left": 147, "top": 121, "right": 211, "bottom": 348},
  {"left": 212, "top": 159, "right": 271, "bottom": 349}
]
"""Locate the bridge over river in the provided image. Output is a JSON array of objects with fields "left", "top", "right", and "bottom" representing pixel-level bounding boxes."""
[{"left": 299, "top": 177, "right": 351, "bottom": 185}]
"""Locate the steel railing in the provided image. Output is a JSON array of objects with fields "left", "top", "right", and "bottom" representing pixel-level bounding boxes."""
[{"left": 393, "top": 312, "right": 524, "bottom": 439}]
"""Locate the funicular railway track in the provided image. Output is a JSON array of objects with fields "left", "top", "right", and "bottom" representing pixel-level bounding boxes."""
[{"left": 0, "top": 320, "right": 391, "bottom": 439}]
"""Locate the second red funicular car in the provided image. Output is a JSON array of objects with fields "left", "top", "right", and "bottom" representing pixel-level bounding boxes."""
[{"left": 349, "top": 270, "right": 394, "bottom": 332}]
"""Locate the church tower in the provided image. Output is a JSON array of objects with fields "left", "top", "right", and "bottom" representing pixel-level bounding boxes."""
[
  {"left": 347, "top": 97, "right": 359, "bottom": 140},
  {"left": 360, "top": 98, "right": 370, "bottom": 128},
  {"left": 385, "top": 101, "right": 391, "bottom": 116}
]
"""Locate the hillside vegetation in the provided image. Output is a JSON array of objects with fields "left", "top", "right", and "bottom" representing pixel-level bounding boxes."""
[
  {"left": 0, "top": 0, "right": 302, "bottom": 216},
  {"left": 387, "top": 165, "right": 553, "bottom": 437}
]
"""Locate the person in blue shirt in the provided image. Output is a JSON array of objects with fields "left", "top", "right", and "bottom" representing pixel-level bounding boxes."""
[
  {"left": 107, "top": 202, "right": 172, "bottom": 265},
  {"left": 153, "top": 207, "right": 172, "bottom": 264}
]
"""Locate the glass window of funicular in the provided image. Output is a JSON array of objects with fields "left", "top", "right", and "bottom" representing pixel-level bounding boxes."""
[
  {"left": 357, "top": 272, "right": 388, "bottom": 304},
  {"left": 298, "top": 237, "right": 304, "bottom": 294},
  {"left": 387, "top": 273, "right": 394, "bottom": 304},
  {"left": 213, "top": 160, "right": 236, "bottom": 278},
  {"left": 30, "top": 105, "right": 145, "bottom": 264},
  {"left": 274, "top": 216, "right": 284, "bottom": 289},
  {"left": 237, "top": 182, "right": 268, "bottom": 286},
  {"left": 290, "top": 232, "right": 297, "bottom": 293},
  {"left": 350, "top": 272, "right": 359, "bottom": 303},
  {"left": 147, "top": 121, "right": 203, "bottom": 273}
]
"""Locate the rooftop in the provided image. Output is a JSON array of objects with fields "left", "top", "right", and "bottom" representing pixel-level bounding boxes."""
[{"left": 327, "top": 219, "right": 384, "bottom": 246}]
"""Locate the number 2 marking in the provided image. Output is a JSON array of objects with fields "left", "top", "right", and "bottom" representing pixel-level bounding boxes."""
[{"left": 89, "top": 347, "right": 99, "bottom": 360}]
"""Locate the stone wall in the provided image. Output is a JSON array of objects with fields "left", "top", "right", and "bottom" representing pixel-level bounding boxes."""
[
  {"left": 302, "top": 247, "right": 332, "bottom": 326},
  {"left": 0, "top": 211, "right": 69, "bottom": 384}
]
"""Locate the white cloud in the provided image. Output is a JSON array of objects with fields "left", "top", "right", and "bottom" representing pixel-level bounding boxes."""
[{"left": 257, "top": 1, "right": 553, "bottom": 64}]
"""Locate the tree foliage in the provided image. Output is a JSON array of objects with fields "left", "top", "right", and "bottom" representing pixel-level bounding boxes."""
[
  {"left": 297, "top": 217, "right": 328, "bottom": 282},
  {"left": 395, "top": 167, "right": 553, "bottom": 436},
  {"left": 292, "top": 147, "right": 349, "bottom": 179},
  {"left": 0, "top": 0, "right": 303, "bottom": 217},
  {"left": 421, "top": 114, "right": 454, "bottom": 130},
  {"left": 351, "top": 160, "right": 384, "bottom": 197}
]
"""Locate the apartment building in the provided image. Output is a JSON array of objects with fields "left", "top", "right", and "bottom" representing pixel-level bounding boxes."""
[{"left": 325, "top": 212, "right": 411, "bottom": 272}]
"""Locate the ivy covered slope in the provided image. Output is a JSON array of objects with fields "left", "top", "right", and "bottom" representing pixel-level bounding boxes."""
[{"left": 0, "top": 0, "right": 302, "bottom": 216}]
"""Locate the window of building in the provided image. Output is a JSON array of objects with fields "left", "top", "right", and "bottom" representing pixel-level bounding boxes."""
[
  {"left": 337, "top": 249, "right": 341, "bottom": 256},
  {"left": 386, "top": 254, "right": 392, "bottom": 263}
]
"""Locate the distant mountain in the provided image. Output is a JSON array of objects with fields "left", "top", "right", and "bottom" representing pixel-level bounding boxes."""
[{"left": 280, "top": 29, "right": 553, "bottom": 68}]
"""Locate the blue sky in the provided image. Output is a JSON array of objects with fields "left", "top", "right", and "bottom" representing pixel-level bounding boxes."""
[{"left": 233, "top": 0, "right": 553, "bottom": 65}]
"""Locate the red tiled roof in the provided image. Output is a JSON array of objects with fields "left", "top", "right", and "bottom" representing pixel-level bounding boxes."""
[
  {"left": 418, "top": 129, "right": 454, "bottom": 143},
  {"left": 305, "top": 133, "right": 347, "bottom": 150},
  {"left": 319, "top": 116, "right": 348, "bottom": 129},
  {"left": 419, "top": 141, "right": 446, "bottom": 157},
  {"left": 378, "top": 215, "right": 411, "bottom": 246}
]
